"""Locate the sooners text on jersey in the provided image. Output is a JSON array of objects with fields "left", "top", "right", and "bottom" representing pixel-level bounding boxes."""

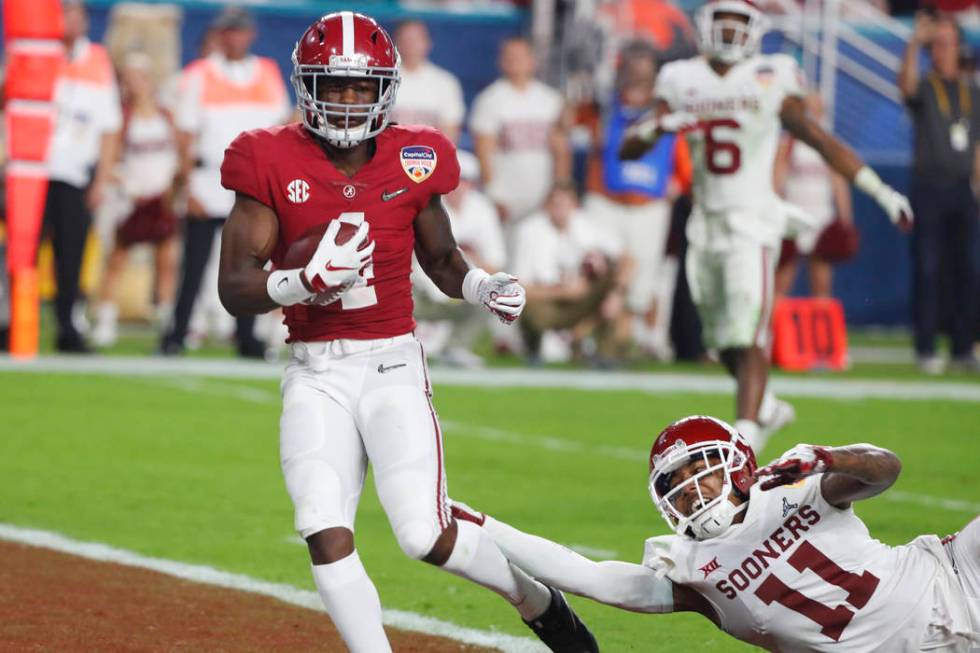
[
  {"left": 643, "top": 475, "right": 945, "bottom": 652},
  {"left": 221, "top": 123, "right": 459, "bottom": 341}
]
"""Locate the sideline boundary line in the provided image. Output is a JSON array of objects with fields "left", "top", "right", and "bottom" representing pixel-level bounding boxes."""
[
  {"left": 0, "top": 523, "right": 546, "bottom": 653},
  {"left": 2, "top": 355, "right": 980, "bottom": 402}
]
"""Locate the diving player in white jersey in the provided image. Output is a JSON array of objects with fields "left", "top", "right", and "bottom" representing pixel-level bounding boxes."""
[
  {"left": 453, "top": 416, "right": 980, "bottom": 652},
  {"left": 621, "top": 0, "right": 913, "bottom": 453}
]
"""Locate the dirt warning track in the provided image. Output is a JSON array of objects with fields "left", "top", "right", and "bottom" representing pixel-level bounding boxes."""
[{"left": 0, "top": 540, "right": 500, "bottom": 652}]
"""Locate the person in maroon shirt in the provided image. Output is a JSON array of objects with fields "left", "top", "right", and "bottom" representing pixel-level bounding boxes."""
[{"left": 217, "top": 11, "right": 597, "bottom": 653}]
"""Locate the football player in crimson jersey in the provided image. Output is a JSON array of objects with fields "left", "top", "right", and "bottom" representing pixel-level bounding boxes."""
[
  {"left": 454, "top": 416, "right": 980, "bottom": 652},
  {"left": 216, "top": 12, "right": 598, "bottom": 653},
  {"left": 621, "top": 0, "right": 913, "bottom": 455}
]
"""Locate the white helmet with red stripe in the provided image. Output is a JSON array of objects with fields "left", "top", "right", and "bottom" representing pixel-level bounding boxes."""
[
  {"left": 696, "top": 0, "right": 768, "bottom": 64},
  {"left": 291, "top": 11, "right": 401, "bottom": 148}
]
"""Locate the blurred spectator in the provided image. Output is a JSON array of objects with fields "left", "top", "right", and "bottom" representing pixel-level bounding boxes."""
[
  {"left": 599, "top": 0, "right": 697, "bottom": 62},
  {"left": 513, "top": 181, "right": 632, "bottom": 366},
  {"left": 44, "top": 0, "right": 121, "bottom": 353},
  {"left": 159, "top": 6, "right": 290, "bottom": 357},
  {"left": 583, "top": 40, "right": 685, "bottom": 359},
  {"left": 412, "top": 151, "right": 506, "bottom": 367},
  {"left": 391, "top": 20, "right": 465, "bottom": 142},
  {"left": 773, "top": 94, "right": 855, "bottom": 299},
  {"left": 899, "top": 11, "right": 980, "bottom": 373},
  {"left": 91, "top": 53, "right": 179, "bottom": 347},
  {"left": 470, "top": 37, "right": 571, "bottom": 228}
]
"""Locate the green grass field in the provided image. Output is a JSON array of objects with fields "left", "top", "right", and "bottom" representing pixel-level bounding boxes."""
[{"left": 1, "top": 367, "right": 978, "bottom": 651}]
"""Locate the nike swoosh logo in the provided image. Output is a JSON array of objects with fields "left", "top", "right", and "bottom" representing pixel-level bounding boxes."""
[
  {"left": 325, "top": 264, "right": 357, "bottom": 272},
  {"left": 377, "top": 363, "right": 407, "bottom": 374},
  {"left": 277, "top": 277, "right": 290, "bottom": 288},
  {"left": 381, "top": 188, "right": 408, "bottom": 202}
]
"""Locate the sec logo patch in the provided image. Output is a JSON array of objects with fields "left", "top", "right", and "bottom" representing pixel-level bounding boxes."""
[
  {"left": 286, "top": 179, "right": 310, "bottom": 204},
  {"left": 400, "top": 145, "right": 437, "bottom": 184}
]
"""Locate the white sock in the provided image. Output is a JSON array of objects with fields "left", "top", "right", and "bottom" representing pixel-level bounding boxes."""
[
  {"left": 96, "top": 302, "right": 117, "bottom": 323},
  {"left": 758, "top": 388, "right": 778, "bottom": 424},
  {"left": 311, "top": 551, "right": 391, "bottom": 653},
  {"left": 735, "top": 418, "right": 763, "bottom": 452},
  {"left": 442, "top": 520, "right": 551, "bottom": 620}
]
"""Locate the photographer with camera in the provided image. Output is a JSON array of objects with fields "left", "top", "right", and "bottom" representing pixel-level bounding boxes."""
[{"left": 899, "top": 10, "right": 980, "bottom": 374}]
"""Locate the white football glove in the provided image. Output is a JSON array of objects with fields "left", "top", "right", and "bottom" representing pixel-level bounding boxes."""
[
  {"left": 854, "top": 166, "right": 913, "bottom": 231},
  {"left": 754, "top": 444, "right": 834, "bottom": 491},
  {"left": 302, "top": 279, "right": 357, "bottom": 307},
  {"left": 625, "top": 112, "right": 700, "bottom": 143},
  {"left": 463, "top": 270, "right": 526, "bottom": 324},
  {"left": 480, "top": 272, "right": 526, "bottom": 324},
  {"left": 302, "top": 221, "right": 375, "bottom": 294},
  {"left": 658, "top": 111, "right": 701, "bottom": 134},
  {"left": 876, "top": 186, "right": 914, "bottom": 230}
]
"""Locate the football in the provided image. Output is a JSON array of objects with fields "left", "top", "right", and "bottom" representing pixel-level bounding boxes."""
[{"left": 281, "top": 219, "right": 365, "bottom": 269}]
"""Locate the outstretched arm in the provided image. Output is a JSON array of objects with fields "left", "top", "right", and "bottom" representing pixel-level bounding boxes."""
[
  {"left": 780, "top": 97, "right": 912, "bottom": 230},
  {"left": 755, "top": 443, "right": 902, "bottom": 509},
  {"left": 456, "top": 505, "right": 715, "bottom": 620},
  {"left": 619, "top": 100, "right": 672, "bottom": 161},
  {"left": 779, "top": 97, "right": 862, "bottom": 180}
]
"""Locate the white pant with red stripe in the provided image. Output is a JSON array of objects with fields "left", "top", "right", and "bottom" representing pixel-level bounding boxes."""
[
  {"left": 280, "top": 333, "right": 451, "bottom": 559},
  {"left": 686, "top": 238, "right": 778, "bottom": 350}
]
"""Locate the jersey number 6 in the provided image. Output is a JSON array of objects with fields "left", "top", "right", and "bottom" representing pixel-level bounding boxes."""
[{"left": 704, "top": 118, "right": 741, "bottom": 175}]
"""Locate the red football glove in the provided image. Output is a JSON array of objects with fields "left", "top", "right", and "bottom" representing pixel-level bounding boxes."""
[{"left": 754, "top": 444, "right": 834, "bottom": 491}]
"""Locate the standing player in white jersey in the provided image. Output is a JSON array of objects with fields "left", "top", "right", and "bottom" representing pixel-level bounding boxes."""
[
  {"left": 454, "top": 415, "right": 980, "bottom": 652},
  {"left": 621, "top": 0, "right": 913, "bottom": 453}
]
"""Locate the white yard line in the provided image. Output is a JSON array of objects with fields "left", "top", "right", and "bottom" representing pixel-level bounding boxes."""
[
  {"left": 284, "top": 533, "right": 618, "bottom": 562},
  {"left": 0, "top": 523, "right": 546, "bottom": 653},
  {"left": 884, "top": 491, "right": 980, "bottom": 515},
  {"left": 129, "top": 377, "right": 980, "bottom": 517},
  {"left": 3, "top": 355, "right": 980, "bottom": 402}
]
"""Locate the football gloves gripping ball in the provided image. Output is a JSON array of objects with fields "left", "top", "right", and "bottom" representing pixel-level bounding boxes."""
[{"left": 302, "top": 221, "right": 375, "bottom": 303}]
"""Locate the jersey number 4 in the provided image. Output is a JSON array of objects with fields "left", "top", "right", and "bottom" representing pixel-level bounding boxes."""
[
  {"left": 754, "top": 541, "right": 880, "bottom": 642},
  {"left": 704, "top": 119, "right": 741, "bottom": 175},
  {"left": 336, "top": 212, "right": 377, "bottom": 310}
]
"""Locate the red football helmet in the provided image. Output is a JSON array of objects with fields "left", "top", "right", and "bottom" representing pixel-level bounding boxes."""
[
  {"left": 648, "top": 416, "right": 756, "bottom": 540},
  {"left": 695, "top": 0, "right": 768, "bottom": 64},
  {"left": 291, "top": 11, "right": 401, "bottom": 148}
]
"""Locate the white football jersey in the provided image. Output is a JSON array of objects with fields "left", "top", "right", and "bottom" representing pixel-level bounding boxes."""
[
  {"left": 643, "top": 476, "right": 958, "bottom": 652},
  {"left": 656, "top": 54, "right": 804, "bottom": 247},
  {"left": 391, "top": 62, "right": 465, "bottom": 133},
  {"left": 469, "top": 79, "right": 564, "bottom": 220}
]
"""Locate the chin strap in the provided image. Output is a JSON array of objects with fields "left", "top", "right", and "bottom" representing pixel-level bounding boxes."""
[{"left": 690, "top": 498, "right": 748, "bottom": 541}]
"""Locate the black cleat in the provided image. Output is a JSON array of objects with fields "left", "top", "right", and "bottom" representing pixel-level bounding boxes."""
[{"left": 524, "top": 585, "right": 600, "bottom": 653}]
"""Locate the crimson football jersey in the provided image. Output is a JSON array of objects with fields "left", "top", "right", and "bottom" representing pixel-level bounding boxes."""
[{"left": 221, "top": 122, "right": 460, "bottom": 341}]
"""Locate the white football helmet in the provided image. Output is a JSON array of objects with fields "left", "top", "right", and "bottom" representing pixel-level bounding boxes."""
[{"left": 696, "top": 0, "right": 768, "bottom": 64}]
